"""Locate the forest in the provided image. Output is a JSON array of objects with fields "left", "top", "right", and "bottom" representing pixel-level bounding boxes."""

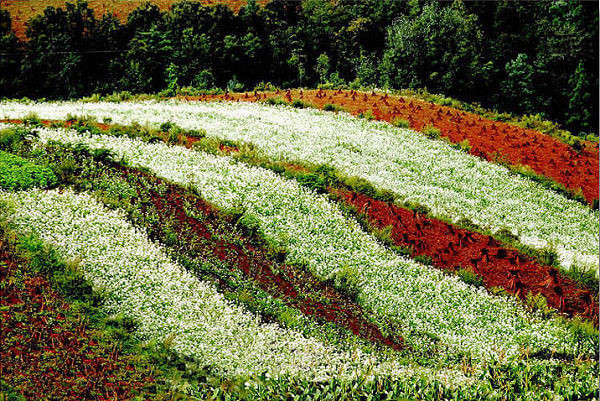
[{"left": 0, "top": 0, "right": 598, "bottom": 136}]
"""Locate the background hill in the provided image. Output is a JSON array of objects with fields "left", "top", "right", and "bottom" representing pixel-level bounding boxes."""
[{"left": 0, "top": 0, "right": 597, "bottom": 136}]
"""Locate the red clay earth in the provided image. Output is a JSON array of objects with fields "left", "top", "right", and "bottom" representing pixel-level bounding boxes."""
[
  {"left": 5, "top": 119, "right": 595, "bottom": 323},
  {"left": 108, "top": 164, "right": 404, "bottom": 351},
  {"left": 201, "top": 89, "right": 599, "bottom": 205},
  {"left": 333, "top": 188, "right": 598, "bottom": 324},
  {"left": 0, "top": 246, "right": 153, "bottom": 400}
]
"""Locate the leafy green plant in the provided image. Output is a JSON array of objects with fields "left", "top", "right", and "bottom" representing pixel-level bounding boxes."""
[
  {"left": 323, "top": 103, "right": 344, "bottom": 112},
  {"left": 0, "top": 151, "right": 57, "bottom": 190},
  {"left": 329, "top": 265, "right": 361, "bottom": 302},
  {"left": 423, "top": 124, "right": 441, "bottom": 140},
  {"left": 291, "top": 99, "right": 310, "bottom": 109},
  {"left": 457, "top": 267, "right": 484, "bottom": 287},
  {"left": 265, "top": 97, "right": 288, "bottom": 106},
  {"left": 413, "top": 254, "right": 433, "bottom": 265},
  {"left": 358, "top": 109, "right": 375, "bottom": 121},
  {"left": 391, "top": 117, "right": 410, "bottom": 128}
]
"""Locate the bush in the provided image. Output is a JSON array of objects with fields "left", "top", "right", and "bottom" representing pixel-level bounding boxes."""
[
  {"left": 265, "top": 97, "right": 288, "bottom": 106},
  {"left": 0, "top": 127, "right": 35, "bottom": 152},
  {"left": 452, "top": 139, "right": 471, "bottom": 152},
  {"left": 297, "top": 173, "right": 327, "bottom": 193},
  {"left": 330, "top": 265, "right": 361, "bottom": 302},
  {"left": 358, "top": 110, "right": 375, "bottom": 121},
  {"left": 423, "top": 124, "right": 442, "bottom": 140},
  {"left": 391, "top": 117, "right": 410, "bottom": 128},
  {"left": 457, "top": 267, "right": 483, "bottom": 287},
  {"left": 291, "top": 99, "right": 310, "bottom": 109},
  {"left": 0, "top": 151, "right": 57, "bottom": 190},
  {"left": 323, "top": 103, "right": 344, "bottom": 112},
  {"left": 187, "top": 128, "right": 207, "bottom": 139},
  {"left": 413, "top": 254, "right": 433, "bottom": 266}
]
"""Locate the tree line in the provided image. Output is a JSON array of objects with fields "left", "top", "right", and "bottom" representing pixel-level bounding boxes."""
[{"left": 0, "top": 0, "right": 597, "bottom": 136}]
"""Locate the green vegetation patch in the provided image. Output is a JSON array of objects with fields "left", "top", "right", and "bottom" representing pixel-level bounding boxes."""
[{"left": 0, "top": 150, "right": 56, "bottom": 190}]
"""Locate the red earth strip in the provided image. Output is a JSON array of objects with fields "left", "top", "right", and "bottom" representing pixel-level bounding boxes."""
[
  {"left": 5, "top": 118, "right": 595, "bottom": 324},
  {"left": 111, "top": 165, "right": 405, "bottom": 351},
  {"left": 333, "top": 188, "right": 598, "bottom": 323},
  {"left": 200, "top": 89, "right": 599, "bottom": 205},
  {"left": 0, "top": 247, "right": 153, "bottom": 401}
]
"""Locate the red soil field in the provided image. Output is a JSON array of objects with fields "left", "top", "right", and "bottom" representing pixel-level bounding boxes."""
[
  {"left": 2, "top": 0, "right": 268, "bottom": 41},
  {"left": 0, "top": 247, "right": 153, "bottom": 400},
  {"left": 110, "top": 164, "right": 405, "bottom": 351},
  {"left": 5, "top": 118, "right": 595, "bottom": 325},
  {"left": 334, "top": 188, "right": 598, "bottom": 323},
  {"left": 204, "top": 89, "right": 599, "bottom": 205}
]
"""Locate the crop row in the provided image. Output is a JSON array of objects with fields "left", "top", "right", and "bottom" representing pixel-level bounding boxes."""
[
  {"left": 210, "top": 89, "right": 599, "bottom": 205},
  {"left": 1, "top": 100, "right": 595, "bottom": 276},
  {"left": 17, "top": 124, "right": 593, "bottom": 365},
  {"left": 0, "top": 234, "right": 153, "bottom": 400},
  {"left": 0, "top": 187, "right": 405, "bottom": 381}
]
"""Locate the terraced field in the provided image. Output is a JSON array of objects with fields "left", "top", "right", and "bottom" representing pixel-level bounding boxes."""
[{"left": 0, "top": 96, "right": 597, "bottom": 400}]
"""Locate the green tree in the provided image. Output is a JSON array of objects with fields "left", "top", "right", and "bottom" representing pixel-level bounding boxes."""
[
  {"left": 380, "top": 1, "right": 485, "bottom": 96},
  {"left": 501, "top": 53, "right": 535, "bottom": 115},
  {"left": 0, "top": 10, "right": 23, "bottom": 97},
  {"left": 566, "top": 61, "right": 592, "bottom": 132},
  {"left": 122, "top": 25, "right": 174, "bottom": 93},
  {"left": 316, "top": 53, "right": 329, "bottom": 84}
]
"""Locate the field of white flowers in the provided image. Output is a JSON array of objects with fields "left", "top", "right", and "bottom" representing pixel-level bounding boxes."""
[
  {"left": 6, "top": 124, "right": 588, "bottom": 365},
  {"left": 1, "top": 100, "right": 597, "bottom": 275},
  {"left": 0, "top": 97, "right": 597, "bottom": 399}
]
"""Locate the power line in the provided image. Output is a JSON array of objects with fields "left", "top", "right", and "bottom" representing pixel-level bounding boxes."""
[{"left": 0, "top": 49, "right": 130, "bottom": 56}]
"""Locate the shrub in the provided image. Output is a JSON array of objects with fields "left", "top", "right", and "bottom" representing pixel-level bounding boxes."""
[
  {"left": 423, "top": 124, "right": 441, "bottom": 140},
  {"left": 330, "top": 265, "right": 361, "bottom": 302},
  {"left": 413, "top": 255, "right": 433, "bottom": 266},
  {"left": 457, "top": 267, "right": 483, "bottom": 287},
  {"left": 291, "top": 99, "right": 309, "bottom": 109},
  {"left": 266, "top": 97, "right": 288, "bottom": 106},
  {"left": 0, "top": 127, "right": 35, "bottom": 152},
  {"left": 187, "top": 128, "right": 207, "bottom": 139},
  {"left": 372, "top": 225, "right": 395, "bottom": 247},
  {"left": 358, "top": 110, "right": 375, "bottom": 121},
  {"left": 323, "top": 103, "right": 344, "bottom": 112},
  {"left": 297, "top": 173, "right": 327, "bottom": 193},
  {"left": 391, "top": 117, "right": 410, "bottom": 128},
  {"left": 452, "top": 139, "right": 472, "bottom": 152},
  {"left": 0, "top": 151, "right": 57, "bottom": 190}
]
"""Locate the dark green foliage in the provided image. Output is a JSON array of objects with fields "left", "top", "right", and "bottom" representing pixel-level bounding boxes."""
[
  {"left": 2, "top": 0, "right": 598, "bottom": 134},
  {"left": 0, "top": 150, "right": 57, "bottom": 190},
  {"left": 329, "top": 265, "right": 361, "bottom": 302},
  {"left": 391, "top": 117, "right": 410, "bottom": 128},
  {"left": 323, "top": 103, "right": 343, "bottom": 112},
  {"left": 381, "top": 2, "right": 485, "bottom": 98},
  {"left": 413, "top": 254, "right": 432, "bottom": 266},
  {"left": 0, "top": 127, "right": 35, "bottom": 152},
  {"left": 291, "top": 99, "right": 309, "bottom": 108}
]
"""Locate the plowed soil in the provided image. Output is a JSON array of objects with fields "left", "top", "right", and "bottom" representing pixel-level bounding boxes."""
[
  {"left": 203, "top": 89, "right": 599, "bottom": 205},
  {"left": 5, "top": 118, "right": 595, "bottom": 326},
  {"left": 0, "top": 246, "right": 153, "bottom": 401},
  {"left": 334, "top": 188, "right": 598, "bottom": 323},
  {"left": 108, "top": 164, "right": 405, "bottom": 351}
]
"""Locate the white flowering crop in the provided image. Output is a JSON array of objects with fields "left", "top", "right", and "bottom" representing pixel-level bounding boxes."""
[
  {"left": 0, "top": 100, "right": 596, "bottom": 274},
  {"left": 0, "top": 188, "right": 410, "bottom": 380},
  {"left": 15, "top": 125, "right": 591, "bottom": 363}
]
